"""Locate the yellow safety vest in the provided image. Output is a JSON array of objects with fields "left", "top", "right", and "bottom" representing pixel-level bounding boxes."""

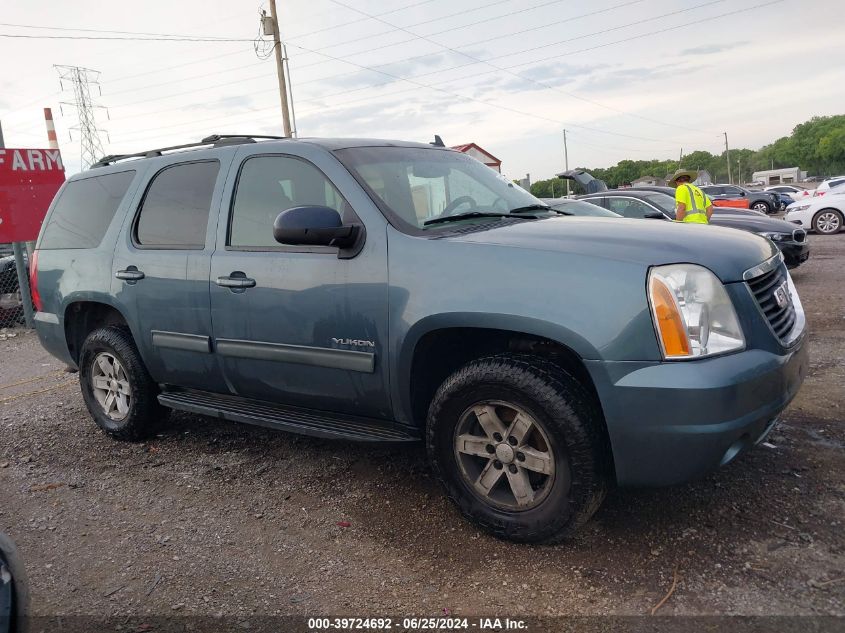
[{"left": 680, "top": 184, "right": 708, "bottom": 224}]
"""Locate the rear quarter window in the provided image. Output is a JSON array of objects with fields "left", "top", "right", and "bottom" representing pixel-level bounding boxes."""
[{"left": 38, "top": 170, "right": 135, "bottom": 249}]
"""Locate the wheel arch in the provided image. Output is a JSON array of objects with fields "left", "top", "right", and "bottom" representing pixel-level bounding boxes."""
[
  {"left": 63, "top": 300, "right": 132, "bottom": 365},
  {"left": 398, "top": 313, "right": 607, "bottom": 432}
]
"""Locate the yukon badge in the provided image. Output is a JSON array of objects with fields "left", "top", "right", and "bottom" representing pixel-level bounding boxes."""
[{"left": 332, "top": 337, "right": 376, "bottom": 349}]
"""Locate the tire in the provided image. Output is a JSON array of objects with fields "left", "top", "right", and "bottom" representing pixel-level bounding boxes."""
[
  {"left": 752, "top": 200, "right": 772, "bottom": 214},
  {"left": 812, "top": 208, "right": 843, "bottom": 235},
  {"left": 0, "top": 532, "right": 29, "bottom": 633},
  {"left": 426, "top": 354, "right": 609, "bottom": 543},
  {"left": 79, "top": 326, "right": 167, "bottom": 441}
]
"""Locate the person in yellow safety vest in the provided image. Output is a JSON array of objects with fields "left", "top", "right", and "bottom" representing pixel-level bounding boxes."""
[{"left": 668, "top": 169, "right": 713, "bottom": 224}]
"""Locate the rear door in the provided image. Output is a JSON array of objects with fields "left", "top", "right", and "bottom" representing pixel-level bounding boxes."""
[
  {"left": 112, "top": 153, "right": 233, "bottom": 392},
  {"left": 208, "top": 147, "right": 391, "bottom": 419}
]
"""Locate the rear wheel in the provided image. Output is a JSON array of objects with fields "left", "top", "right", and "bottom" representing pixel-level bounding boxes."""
[
  {"left": 427, "top": 354, "right": 609, "bottom": 543},
  {"left": 813, "top": 209, "right": 843, "bottom": 235},
  {"left": 752, "top": 200, "right": 772, "bottom": 214},
  {"left": 79, "top": 326, "right": 167, "bottom": 441}
]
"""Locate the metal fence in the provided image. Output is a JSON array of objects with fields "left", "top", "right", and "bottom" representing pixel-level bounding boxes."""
[{"left": 0, "top": 243, "right": 34, "bottom": 334}]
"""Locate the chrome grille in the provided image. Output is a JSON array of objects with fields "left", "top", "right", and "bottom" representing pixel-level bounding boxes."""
[{"left": 747, "top": 264, "right": 796, "bottom": 341}]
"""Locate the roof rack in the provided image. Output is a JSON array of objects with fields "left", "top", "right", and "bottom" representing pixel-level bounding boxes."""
[{"left": 91, "top": 134, "right": 289, "bottom": 168}]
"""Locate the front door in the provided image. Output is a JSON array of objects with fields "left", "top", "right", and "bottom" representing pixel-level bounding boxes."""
[
  {"left": 112, "top": 157, "right": 230, "bottom": 394},
  {"left": 209, "top": 152, "right": 391, "bottom": 419}
]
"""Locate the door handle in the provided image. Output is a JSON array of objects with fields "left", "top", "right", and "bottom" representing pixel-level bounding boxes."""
[
  {"left": 115, "top": 267, "right": 145, "bottom": 282},
  {"left": 215, "top": 273, "right": 256, "bottom": 289}
]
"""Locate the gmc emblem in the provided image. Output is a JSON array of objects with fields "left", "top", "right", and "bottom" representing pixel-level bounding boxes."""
[{"left": 774, "top": 281, "right": 790, "bottom": 309}]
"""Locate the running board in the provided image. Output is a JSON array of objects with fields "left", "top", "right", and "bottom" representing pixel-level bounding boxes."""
[{"left": 158, "top": 389, "right": 420, "bottom": 443}]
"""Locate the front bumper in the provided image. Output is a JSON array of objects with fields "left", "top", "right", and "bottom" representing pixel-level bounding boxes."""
[
  {"left": 777, "top": 240, "right": 810, "bottom": 268},
  {"left": 585, "top": 338, "right": 808, "bottom": 487}
]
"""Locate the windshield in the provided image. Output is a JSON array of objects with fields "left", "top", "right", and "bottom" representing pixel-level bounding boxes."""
[
  {"left": 643, "top": 193, "right": 676, "bottom": 214},
  {"left": 335, "top": 146, "right": 545, "bottom": 230},
  {"left": 547, "top": 199, "right": 621, "bottom": 217}
]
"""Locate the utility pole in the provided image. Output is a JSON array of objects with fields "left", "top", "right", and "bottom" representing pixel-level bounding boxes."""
[
  {"left": 55, "top": 65, "right": 108, "bottom": 169},
  {"left": 737, "top": 156, "right": 742, "bottom": 186},
  {"left": 267, "top": 0, "right": 293, "bottom": 137},
  {"left": 562, "top": 129, "right": 569, "bottom": 196},
  {"left": 724, "top": 132, "right": 732, "bottom": 184},
  {"left": 678, "top": 147, "right": 683, "bottom": 169}
]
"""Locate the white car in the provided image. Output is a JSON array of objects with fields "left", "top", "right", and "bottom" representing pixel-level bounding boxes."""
[
  {"left": 764, "top": 184, "right": 810, "bottom": 201},
  {"left": 784, "top": 190, "right": 845, "bottom": 234},
  {"left": 812, "top": 176, "right": 845, "bottom": 198}
]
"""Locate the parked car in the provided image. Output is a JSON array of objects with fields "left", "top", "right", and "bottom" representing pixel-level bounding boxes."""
[
  {"left": 539, "top": 197, "right": 621, "bottom": 217},
  {"left": 701, "top": 185, "right": 782, "bottom": 214},
  {"left": 628, "top": 185, "right": 764, "bottom": 215},
  {"left": 0, "top": 254, "right": 26, "bottom": 325},
  {"left": 576, "top": 189, "right": 810, "bottom": 269},
  {"left": 0, "top": 532, "right": 29, "bottom": 633},
  {"left": 31, "top": 134, "right": 808, "bottom": 542},
  {"left": 812, "top": 176, "right": 845, "bottom": 197},
  {"left": 784, "top": 192, "right": 845, "bottom": 234},
  {"left": 764, "top": 184, "right": 810, "bottom": 201}
]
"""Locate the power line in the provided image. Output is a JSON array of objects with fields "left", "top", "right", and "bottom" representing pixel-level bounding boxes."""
[
  {"left": 291, "top": 0, "right": 578, "bottom": 68},
  {"left": 285, "top": 0, "right": 443, "bottom": 40},
  {"left": 0, "top": 32, "right": 254, "bottom": 42},
  {"left": 0, "top": 22, "right": 247, "bottom": 39},
  {"left": 287, "top": 0, "right": 777, "bottom": 133},
  {"left": 324, "top": 0, "right": 717, "bottom": 135},
  {"left": 107, "top": 0, "right": 772, "bottom": 145},
  {"left": 104, "top": 0, "right": 650, "bottom": 119},
  {"left": 106, "top": 60, "right": 266, "bottom": 97}
]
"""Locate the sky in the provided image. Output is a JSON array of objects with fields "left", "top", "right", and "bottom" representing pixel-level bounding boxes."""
[{"left": 0, "top": 0, "right": 843, "bottom": 181}]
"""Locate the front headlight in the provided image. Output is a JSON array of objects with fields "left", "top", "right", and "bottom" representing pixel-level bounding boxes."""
[
  {"left": 648, "top": 264, "right": 745, "bottom": 359},
  {"left": 790, "top": 205, "right": 810, "bottom": 212},
  {"left": 759, "top": 231, "right": 789, "bottom": 242}
]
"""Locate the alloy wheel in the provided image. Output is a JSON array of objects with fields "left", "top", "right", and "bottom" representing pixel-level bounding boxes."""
[
  {"left": 815, "top": 211, "right": 841, "bottom": 234},
  {"left": 91, "top": 352, "right": 132, "bottom": 421},
  {"left": 453, "top": 401, "right": 558, "bottom": 511}
]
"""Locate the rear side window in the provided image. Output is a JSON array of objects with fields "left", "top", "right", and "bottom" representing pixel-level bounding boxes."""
[
  {"left": 135, "top": 161, "right": 219, "bottom": 248},
  {"left": 39, "top": 171, "right": 135, "bottom": 249}
]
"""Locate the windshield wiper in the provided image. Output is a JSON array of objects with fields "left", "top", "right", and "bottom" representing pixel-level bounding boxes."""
[
  {"left": 424, "top": 212, "right": 517, "bottom": 226},
  {"left": 509, "top": 204, "right": 563, "bottom": 215}
]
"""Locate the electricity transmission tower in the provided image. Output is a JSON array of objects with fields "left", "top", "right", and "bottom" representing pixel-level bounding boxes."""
[{"left": 54, "top": 65, "right": 109, "bottom": 168}]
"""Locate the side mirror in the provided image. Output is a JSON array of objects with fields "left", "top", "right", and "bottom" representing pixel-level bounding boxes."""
[
  {"left": 273, "top": 206, "right": 358, "bottom": 248},
  {"left": 644, "top": 212, "right": 666, "bottom": 220}
]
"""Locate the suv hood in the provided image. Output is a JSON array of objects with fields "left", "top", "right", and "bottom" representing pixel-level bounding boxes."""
[{"left": 450, "top": 217, "right": 777, "bottom": 283}]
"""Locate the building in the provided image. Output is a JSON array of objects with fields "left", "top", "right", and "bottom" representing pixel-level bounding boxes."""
[
  {"left": 632, "top": 175, "right": 666, "bottom": 187},
  {"left": 751, "top": 167, "right": 807, "bottom": 185},
  {"left": 450, "top": 142, "right": 502, "bottom": 173}
]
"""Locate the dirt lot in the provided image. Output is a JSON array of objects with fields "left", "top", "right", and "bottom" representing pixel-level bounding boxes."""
[{"left": 1, "top": 235, "right": 843, "bottom": 620}]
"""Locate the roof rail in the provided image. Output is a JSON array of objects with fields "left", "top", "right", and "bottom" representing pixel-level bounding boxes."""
[{"left": 90, "top": 134, "right": 289, "bottom": 169}]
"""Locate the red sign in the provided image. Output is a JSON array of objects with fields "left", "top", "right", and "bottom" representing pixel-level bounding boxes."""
[{"left": 0, "top": 148, "right": 66, "bottom": 243}]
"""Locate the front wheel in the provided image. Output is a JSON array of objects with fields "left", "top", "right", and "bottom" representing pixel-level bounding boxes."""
[
  {"left": 813, "top": 209, "right": 843, "bottom": 234},
  {"left": 752, "top": 201, "right": 772, "bottom": 214},
  {"left": 426, "top": 354, "right": 609, "bottom": 543}
]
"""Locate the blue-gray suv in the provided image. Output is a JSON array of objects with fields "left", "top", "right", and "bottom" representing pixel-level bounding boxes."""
[{"left": 31, "top": 135, "right": 808, "bottom": 542}]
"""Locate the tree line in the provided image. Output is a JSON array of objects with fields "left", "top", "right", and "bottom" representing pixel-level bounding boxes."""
[{"left": 529, "top": 114, "right": 845, "bottom": 198}]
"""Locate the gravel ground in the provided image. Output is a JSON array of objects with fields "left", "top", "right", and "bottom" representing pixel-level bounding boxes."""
[{"left": 1, "top": 235, "right": 843, "bottom": 619}]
